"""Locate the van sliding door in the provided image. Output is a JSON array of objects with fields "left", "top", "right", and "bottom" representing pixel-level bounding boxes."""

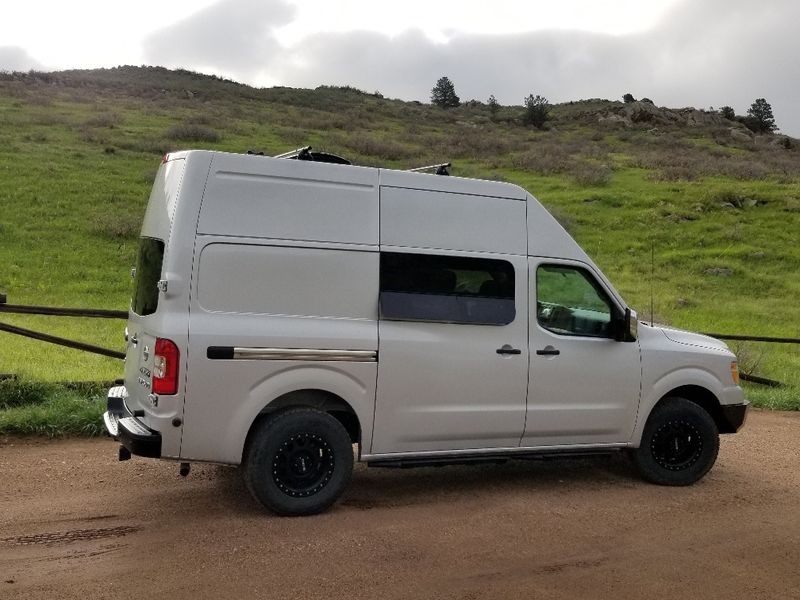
[{"left": 371, "top": 186, "right": 529, "bottom": 455}]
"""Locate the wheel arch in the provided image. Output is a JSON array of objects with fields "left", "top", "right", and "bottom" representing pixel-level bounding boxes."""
[
  {"left": 242, "top": 389, "right": 362, "bottom": 462},
  {"left": 652, "top": 385, "right": 735, "bottom": 433}
]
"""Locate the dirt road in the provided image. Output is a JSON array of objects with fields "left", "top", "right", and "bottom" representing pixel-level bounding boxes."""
[{"left": 1, "top": 410, "right": 798, "bottom": 599}]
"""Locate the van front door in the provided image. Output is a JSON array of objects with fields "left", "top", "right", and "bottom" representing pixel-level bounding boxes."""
[
  {"left": 371, "top": 251, "right": 529, "bottom": 455},
  {"left": 522, "top": 259, "right": 641, "bottom": 447}
]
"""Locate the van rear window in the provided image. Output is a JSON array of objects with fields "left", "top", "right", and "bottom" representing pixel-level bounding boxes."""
[{"left": 131, "top": 237, "right": 164, "bottom": 316}]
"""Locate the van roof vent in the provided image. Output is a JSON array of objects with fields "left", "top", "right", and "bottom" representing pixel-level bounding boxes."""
[{"left": 408, "top": 162, "right": 451, "bottom": 176}]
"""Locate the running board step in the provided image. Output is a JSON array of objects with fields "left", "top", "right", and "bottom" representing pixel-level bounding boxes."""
[{"left": 367, "top": 448, "right": 621, "bottom": 469}]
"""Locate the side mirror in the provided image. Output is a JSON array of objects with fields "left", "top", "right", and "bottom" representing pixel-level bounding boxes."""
[
  {"left": 624, "top": 308, "right": 638, "bottom": 341},
  {"left": 614, "top": 308, "right": 638, "bottom": 342}
]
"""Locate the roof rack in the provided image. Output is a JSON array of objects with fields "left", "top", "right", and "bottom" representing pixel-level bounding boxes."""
[
  {"left": 261, "top": 146, "right": 351, "bottom": 165},
  {"left": 408, "top": 162, "right": 451, "bottom": 176},
  {"left": 273, "top": 146, "right": 312, "bottom": 160}
]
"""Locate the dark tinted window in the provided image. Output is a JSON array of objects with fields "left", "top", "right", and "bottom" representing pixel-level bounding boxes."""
[
  {"left": 131, "top": 237, "right": 164, "bottom": 316},
  {"left": 380, "top": 252, "right": 515, "bottom": 325}
]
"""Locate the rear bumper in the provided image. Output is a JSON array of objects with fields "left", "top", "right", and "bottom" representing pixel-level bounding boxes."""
[
  {"left": 104, "top": 386, "right": 162, "bottom": 458},
  {"left": 719, "top": 402, "right": 749, "bottom": 433}
]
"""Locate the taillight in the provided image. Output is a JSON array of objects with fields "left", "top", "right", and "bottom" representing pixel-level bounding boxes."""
[{"left": 153, "top": 338, "right": 180, "bottom": 395}]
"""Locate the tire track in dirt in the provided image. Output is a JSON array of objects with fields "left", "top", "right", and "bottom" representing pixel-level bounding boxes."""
[{"left": 1, "top": 525, "right": 140, "bottom": 547}]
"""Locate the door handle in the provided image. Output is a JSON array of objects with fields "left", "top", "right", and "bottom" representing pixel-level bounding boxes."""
[
  {"left": 536, "top": 347, "right": 560, "bottom": 356},
  {"left": 496, "top": 345, "right": 522, "bottom": 355}
]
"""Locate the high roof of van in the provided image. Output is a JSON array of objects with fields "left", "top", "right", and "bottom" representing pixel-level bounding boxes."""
[{"left": 168, "top": 149, "right": 528, "bottom": 201}]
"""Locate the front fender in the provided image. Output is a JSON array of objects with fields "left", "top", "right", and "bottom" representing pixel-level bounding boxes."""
[{"left": 630, "top": 366, "right": 726, "bottom": 447}]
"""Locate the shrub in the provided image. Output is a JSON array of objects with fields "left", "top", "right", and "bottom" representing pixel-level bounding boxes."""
[
  {"left": 446, "top": 129, "right": 514, "bottom": 159},
  {"left": 90, "top": 209, "right": 141, "bottom": 239},
  {"left": 511, "top": 145, "right": 572, "bottom": 175},
  {"left": 623, "top": 93, "right": 636, "bottom": 103},
  {"left": 647, "top": 165, "right": 698, "bottom": 182},
  {"left": 572, "top": 163, "right": 613, "bottom": 186},
  {"left": 83, "top": 113, "right": 122, "bottom": 128},
  {"left": 165, "top": 123, "right": 221, "bottom": 142},
  {"left": 117, "top": 137, "right": 173, "bottom": 155},
  {"left": 547, "top": 206, "right": 576, "bottom": 234},
  {"left": 338, "top": 133, "right": 414, "bottom": 161},
  {"left": 720, "top": 106, "right": 736, "bottom": 120}
]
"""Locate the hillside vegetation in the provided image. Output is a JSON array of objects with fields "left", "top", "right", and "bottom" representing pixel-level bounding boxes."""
[{"left": 0, "top": 66, "right": 798, "bottom": 415}]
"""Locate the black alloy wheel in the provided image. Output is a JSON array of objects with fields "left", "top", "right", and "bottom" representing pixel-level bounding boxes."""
[
  {"left": 272, "top": 432, "right": 335, "bottom": 498},
  {"left": 243, "top": 408, "right": 354, "bottom": 516},
  {"left": 632, "top": 397, "right": 719, "bottom": 486},
  {"left": 650, "top": 419, "right": 704, "bottom": 471}
]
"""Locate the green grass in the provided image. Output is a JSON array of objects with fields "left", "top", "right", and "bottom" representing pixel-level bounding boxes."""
[
  {"left": 742, "top": 383, "right": 799, "bottom": 411},
  {"left": 0, "top": 67, "right": 798, "bottom": 435},
  {"left": 0, "top": 380, "right": 106, "bottom": 437}
]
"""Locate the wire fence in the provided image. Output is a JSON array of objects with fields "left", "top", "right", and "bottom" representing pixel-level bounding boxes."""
[
  {"left": 0, "top": 296, "right": 127, "bottom": 361},
  {"left": 0, "top": 295, "right": 797, "bottom": 385}
]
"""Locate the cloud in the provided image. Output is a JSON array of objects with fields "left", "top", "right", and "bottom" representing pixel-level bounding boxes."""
[
  {"left": 138, "top": 0, "right": 800, "bottom": 135},
  {"left": 143, "top": 0, "right": 295, "bottom": 81},
  {"left": 265, "top": 0, "right": 800, "bottom": 135},
  {"left": 0, "top": 46, "right": 44, "bottom": 71}
]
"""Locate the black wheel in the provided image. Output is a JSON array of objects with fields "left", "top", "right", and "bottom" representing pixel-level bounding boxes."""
[
  {"left": 632, "top": 398, "right": 719, "bottom": 486},
  {"left": 243, "top": 408, "right": 354, "bottom": 516}
]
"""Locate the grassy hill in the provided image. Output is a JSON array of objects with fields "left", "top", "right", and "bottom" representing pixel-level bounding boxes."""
[{"left": 1, "top": 66, "right": 798, "bottom": 416}]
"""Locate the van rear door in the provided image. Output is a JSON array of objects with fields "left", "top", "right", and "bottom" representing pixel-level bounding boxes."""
[{"left": 123, "top": 157, "right": 186, "bottom": 451}]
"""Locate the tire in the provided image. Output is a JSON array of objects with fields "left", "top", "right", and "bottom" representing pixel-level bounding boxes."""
[
  {"left": 632, "top": 397, "right": 719, "bottom": 486},
  {"left": 243, "top": 408, "right": 354, "bottom": 516}
]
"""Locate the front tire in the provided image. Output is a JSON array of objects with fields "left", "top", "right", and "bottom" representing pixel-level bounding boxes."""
[
  {"left": 632, "top": 397, "right": 719, "bottom": 486},
  {"left": 243, "top": 408, "right": 354, "bottom": 516}
]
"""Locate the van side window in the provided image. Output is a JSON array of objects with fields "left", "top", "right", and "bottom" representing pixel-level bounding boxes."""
[
  {"left": 379, "top": 252, "right": 515, "bottom": 325},
  {"left": 536, "top": 265, "right": 614, "bottom": 337}
]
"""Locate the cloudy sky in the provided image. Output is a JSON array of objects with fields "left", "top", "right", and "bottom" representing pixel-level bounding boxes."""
[{"left": 1, "top": 0, "right": 798, "bottom": 135}]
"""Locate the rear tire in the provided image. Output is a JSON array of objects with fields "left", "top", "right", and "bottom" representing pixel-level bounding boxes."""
[
  {"left": 632, "top": 397, "right": 719, "bottom": 486},
  {"left": 243, "top": 408, "right": 353, "bottom": 516}
]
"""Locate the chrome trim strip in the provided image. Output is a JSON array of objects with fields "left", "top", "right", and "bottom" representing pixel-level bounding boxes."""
[{"left": 232, "top": 347, "right": 377, "bottom": 362}]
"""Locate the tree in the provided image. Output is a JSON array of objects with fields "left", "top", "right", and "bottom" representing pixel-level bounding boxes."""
[
  {"left": 523, "top": 94, "right": 550, "bottom": 129},
  {"left": 488, "top": 94, "right": 499, "bottom": 118},
  {"left": 622, "top": 93, "right": 636, "bottom": 103},
  {"left": 745, "top": 98, "right": 777, "bottom": 133},
  {"left": 431, "top": 76, "right": 460, "bottom": 108},
  {"left": 719, "top": 106, "right": 736, "bottom": 120}
]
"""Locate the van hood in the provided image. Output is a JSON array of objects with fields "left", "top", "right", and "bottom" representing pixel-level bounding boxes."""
[{"left": 658, "top": 326, "right": 730, "bottom": 353}]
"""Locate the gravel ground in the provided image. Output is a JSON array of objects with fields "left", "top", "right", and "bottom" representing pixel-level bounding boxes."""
[{"left": 1, "top": 409, "right": 799, "bottom": 599}]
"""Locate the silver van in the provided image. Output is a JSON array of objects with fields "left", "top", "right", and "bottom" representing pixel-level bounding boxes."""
[{"left": 104, "top": 150, "right": 748, "bottom": 515}]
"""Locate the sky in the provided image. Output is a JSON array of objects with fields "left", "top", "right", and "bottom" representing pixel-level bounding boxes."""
[{"left": 1, "top": 0, "right": 798, "bottom": 135}]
